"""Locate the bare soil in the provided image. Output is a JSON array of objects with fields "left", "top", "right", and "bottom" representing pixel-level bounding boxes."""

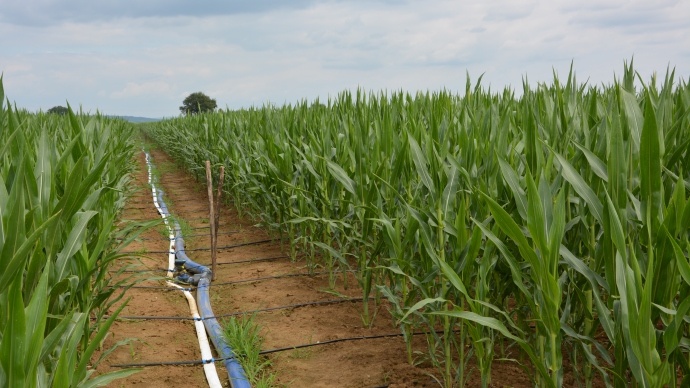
[{"left": 99, "top": 148, "right": 535, "bottom": 387}]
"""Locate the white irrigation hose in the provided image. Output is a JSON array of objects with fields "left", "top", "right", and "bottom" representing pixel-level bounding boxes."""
[
  {"left": 168, "top": 282, "right": 223, "bottom": 388},
  {"left": 145, "top": 152, "right": 223, "bottom": 388},
  {"left": 151, "top": 187, "right": 176, "bottom": 276}
]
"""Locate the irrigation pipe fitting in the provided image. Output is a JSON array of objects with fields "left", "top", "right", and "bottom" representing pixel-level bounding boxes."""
[{"left": 145, "top": 151, "right": 250, "bottom": 388}]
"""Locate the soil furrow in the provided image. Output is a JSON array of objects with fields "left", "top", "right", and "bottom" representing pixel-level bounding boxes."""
[
  {"left": 101, "top": 148, "right": 447, "bottom": 387},
  {"left": 142, "top": 148, "right": 439, "bottom": 387}
]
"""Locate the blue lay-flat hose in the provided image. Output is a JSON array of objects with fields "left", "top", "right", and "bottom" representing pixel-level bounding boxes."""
[
  {"left": 196, "top": 278, "right": 251, "bottom": 388},
  {"left": 173, "top": 224, "right": 250, "bottom": 387},
  {"left": 146, "top": 151, "right": 250, "bottom": 388}
]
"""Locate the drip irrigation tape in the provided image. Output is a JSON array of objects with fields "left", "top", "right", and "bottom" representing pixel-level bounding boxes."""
[
  {"left": 259, "top": 330, "right": 448, "bottom": 355},
  {"left": 124, "top": 269, "right": 353, "bottom": 290},
  {"left": 112, "top": 357, "right": 227, "bottom": 368},
  {"left": 111, "top": 255, "right": 289, "bottom": 273},
  {"left": 207, "top": 270, "right": 355, "bottom": 288},
  {"left": 148, "top": 197, "right": 204, "bottom": 203},
  {"left": 112, "top": 330, "right": 444, "bottom": 368},
  {"left": 161, "top": 216, "right": 232, "bottom": 222},
  {"left": 217, "top": 297, "right": 364, "bottom": 317},
  {"left": 258, "top": 332, "right": 405, "bottom": 355},
  {"left": 216, "top": 255, "right": 289, "bottom": 265},
  {"left": 126, "top": 285, "right": 193, "bottom": 290},
  {"left": 115, "top": 268, "right": 172, "bottom": 273},
  {"left": 133, "top": 248, "right": 176, "bottom": 256},
  {"left": 164, "top": 197, "right": 207, "bottom": 203},
  {"left": 113, "top": 298, "right": 366, "bottom": 321},
  {"left": 171, "top": 255, "right": 290, "bottom": 266},
  {"left": 126, "top": 201, "right": 160, "bottom": 205},
  {"left": 158, "top": 194, "right": 234, "bottom": 204},
  {"left": 154, "top": 179, "right": 192, "bottom": 183},
  {"left": 182, "top": 242, "right": 274, "bottom": 253},
  {"left": 115, "top": 231, "right": 241, "bottom": 242},
  {"left": 144, "top": 238, "right": 279, "bottom": 254}
]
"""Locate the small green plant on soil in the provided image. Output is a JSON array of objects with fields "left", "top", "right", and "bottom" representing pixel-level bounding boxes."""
[
  {"left": 285, "top": 334, "right": 315, "bottom": 360},
  {"left": 152, "top": 157, "right": 180, "bottom": 176},
  {"left": 318, "top": 288, "right": 349, "bottom": 299},
  {"left": 155, "top": 222, "right": 171, "bottom": 239},
  {"left": 287, "top": 346, "right": 313, "bottom": 360},
  {"left": 164, "top": 214, "right": 193, "bottom": 241},
  {"left": 222, "top": 315, "right": 278, "bottom": 387},
  {"left": 128, "top": 342, "right": 139, "bottom": 361},
  {"left": 131, "top": 246, "right": 149, "bottom": 255}
]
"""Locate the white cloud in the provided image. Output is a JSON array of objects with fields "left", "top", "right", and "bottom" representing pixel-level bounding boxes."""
[
  {"left": 111, "top": 81, "right": 174, "bottom": 98},
  {"left": 0, "top": 0, "right": 688, "bottom": 117},
  {"left": 0, "top": 0, "right": 316, "bottom": 26}
]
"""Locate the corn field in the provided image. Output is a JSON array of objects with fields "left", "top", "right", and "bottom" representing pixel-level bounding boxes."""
[
  {"left": 143, "top": 63, "right": 690, "bottom": 387},
  {"left": 0, "top": 78, "right": 141, "bottom": 386}
]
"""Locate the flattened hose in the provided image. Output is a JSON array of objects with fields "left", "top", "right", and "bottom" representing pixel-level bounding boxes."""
[{"left": 146, "top": 152, "right": 250, "bottom": 388}]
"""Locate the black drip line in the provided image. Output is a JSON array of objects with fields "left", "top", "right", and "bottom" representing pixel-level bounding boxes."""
[
  {"left": 109, "top": 268, "right": 173, "bottom": 274},
  {"left": 143, "top": 238, "right": 279, "bottom": 254},
  {"left": 126, "top": 269, "right": 354, "bottom": 290},
  {"left": 115, "top": 231, "right": 241, "bottom": 243},
  {"left": 120, "top": 218, "right": 165, "bottom": 222},
  {"left": 114, "top": 297, "right": 365, "bottom": 321},
  {"left": 210, "top": 269, "right": 355, "bottom": 288},
  {"left": 162, "top": 197, "right": 207, "bottom": 203},
  {"left": 112, "top": 255, "right": 289, "bottom": 273},
  {"left": 111, "top": 330, "right": 440, "bottom": 368},
  {"left": 131, "top": 197, "right": 200, "bottom": 205},
  {"left": 259, "top": 331, "right": 415, "bottom": 355},
  {"left": 125, "top": 201, "right": 159, "bottom": 206},
  {"left": 189, "top": 225, "right": 211, "bottom": 230},
  {"left": 147, "top": 217, "right": 227, "bottom": 223},
  {"left": 185, "top": 231, "right": 240, "bottom": 238},
  {"left": 152, "top": 179, "right": 192, "bottom": 183},
  {"left": 217, "top": 255, "right": 290, "bottom": 265},
  {"left": 186, "top": 224, "right": 238, "bottom": 231},
  {"left": 112, "top": 358, "right": 220, "bottom": 367}
]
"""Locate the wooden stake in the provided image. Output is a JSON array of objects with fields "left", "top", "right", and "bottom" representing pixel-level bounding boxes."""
[
  {"left": 214, "top": 166, "right": 225, "bottom": 249},
  {"left": 205, "top": 160, "right": 217, "bottom": 281}
]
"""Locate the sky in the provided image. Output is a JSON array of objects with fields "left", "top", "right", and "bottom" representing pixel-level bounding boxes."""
[{"left": 1, "top": 0, "right": 688, "bottom": 118}]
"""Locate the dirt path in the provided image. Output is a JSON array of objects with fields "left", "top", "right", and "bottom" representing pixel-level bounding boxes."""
[
  {"left": 97, "top": 152, "right": 208, "bottom": 387},
  {"left": 144, "top": 148, "right": 443, "bottom": 388},
  {"left": 100, "top": 148, "right": 530, "bottom": 387}
]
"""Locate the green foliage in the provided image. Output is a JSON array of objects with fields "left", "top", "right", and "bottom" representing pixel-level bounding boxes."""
[
  {"left": 0, "top": 90, "right": 140, "bottom": 386},
  {"left": 222, "top": 315, "right": 277, "bottom": 387},
  {"left": 179, "top": 92, "right": 217, "bottom": 115},
  {"left": 145, "top": 62, "right": 690, "bottom": 387}
]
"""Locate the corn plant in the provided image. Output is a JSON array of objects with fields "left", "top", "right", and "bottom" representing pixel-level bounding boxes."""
[
  {"left": 143, "top": 62, "right": 690, "bottom": 387},
  {"left": 0, "top": 78, "right": 142, "bottom": 387}
]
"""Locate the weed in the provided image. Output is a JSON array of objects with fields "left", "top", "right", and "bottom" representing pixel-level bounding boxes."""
[{"left": 222, "top": 315, "right": 278, "bottom": 387}]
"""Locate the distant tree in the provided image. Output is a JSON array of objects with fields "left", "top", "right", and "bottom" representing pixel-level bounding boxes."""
[
  {"left": 47, "top": 105, "right": 69, "bottom": 115},
  {"left": 179, "top": 92, "right": 217, "bottom": 115}
]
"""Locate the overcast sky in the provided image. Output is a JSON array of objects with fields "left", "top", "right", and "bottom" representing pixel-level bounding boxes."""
[{"left": 1, "top": 0, "right": 688, "bottom": 118}]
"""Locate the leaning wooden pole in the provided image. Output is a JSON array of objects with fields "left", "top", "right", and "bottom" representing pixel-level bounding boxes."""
[
  {"left": 214, "top": 166, "right": 225, "bottom": 250},
  {"left": 205, "top": 160, "right": 217, "bottom": 281}
]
